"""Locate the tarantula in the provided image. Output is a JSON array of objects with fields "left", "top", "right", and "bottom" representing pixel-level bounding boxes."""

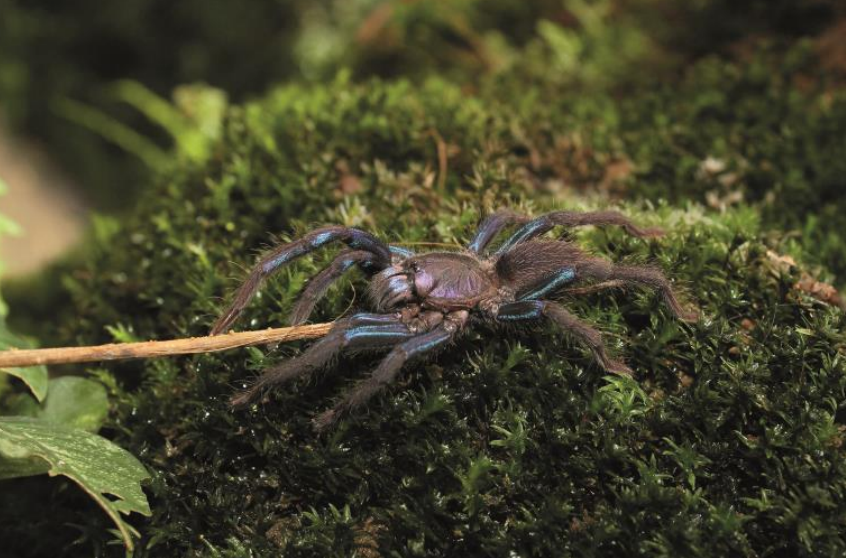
[{"left": 211, "top": 210, "right": 697, "bottom": 430}]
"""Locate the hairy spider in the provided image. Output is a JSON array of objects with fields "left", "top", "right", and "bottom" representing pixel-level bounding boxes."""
[{"left": 211, "top": 209, "right": 698, "bottom": 431}]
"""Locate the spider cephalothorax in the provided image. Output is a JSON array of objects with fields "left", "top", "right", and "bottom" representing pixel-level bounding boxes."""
[{"left": 211, "top": 210, "right": 698, "bottom": 430}]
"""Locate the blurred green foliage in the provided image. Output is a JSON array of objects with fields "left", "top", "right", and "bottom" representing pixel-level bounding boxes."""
[
  {"left": 0, "top": 0, "right": 307, "bottom": 208},
  {"left": 1, "top": 0, "right": 840, "bottom": 208}
]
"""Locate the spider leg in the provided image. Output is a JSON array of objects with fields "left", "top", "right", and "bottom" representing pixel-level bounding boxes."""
[
  {"left": 289, "top": 244, "right": 417, "bottom": 325},
  {"left": 211, "top": 226, "right": 392, "bottom": 335},
  {"left": 467, "top": 210, "right": 531, "bottom": 253},
  {"left": 496, "top": 210, "right": 664, "bottom": 255},
  {"left": 288, "top": 250, "right": 378, "bottom": 326},
  {"left": 312, "top": 319, "right": 461, "bottom": 431},
  {"left": 230, "top": 312, "right": 414, "bottom": 407},
  {"left": 576, "top": 259, "right": 699, "bottom": 322},
  {"left": 496, "top": 300, "right": 632, "bottom": 375},
  {"left": 516, "top": 267, "right": 578, "bottom": 301}
]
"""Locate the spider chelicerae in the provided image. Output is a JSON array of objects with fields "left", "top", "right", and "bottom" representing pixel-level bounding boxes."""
[{"left": 211, "top": 209, "right": 698, "bottom": 430}]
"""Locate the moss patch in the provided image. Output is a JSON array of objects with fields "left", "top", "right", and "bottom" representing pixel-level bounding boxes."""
[{"left": 4, "top": 76, "right": 840, "bottom": 556}]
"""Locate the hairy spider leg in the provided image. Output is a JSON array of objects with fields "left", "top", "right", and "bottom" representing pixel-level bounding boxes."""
[
  {"left": 495, "top": 300, "right": 632, "bottom": 375},
  {"left": 495, "top": 210, "right": 665, "bottom": 255},
  {"left": 288, "top": 250, "right": 379, "bottom": 326},
  {"left": 576, "top": 259, "right": 699, "bottom": 322},
  {"left": 467, "top": 210, "right": 532, "bottom": 253},
  {"left": 211, "top": 226, "right": 393, "bottom": 335},
  {"left": 312, "top": 324, "right": 455, "bottom": 431},
  {"left": 230, "top": 312, "right": 414, "bottom": 407},
  {"left": 516, "top": 267, "right": 577, "bottom": 300},
  {"left": 289, "top": 244, "right": 416, "bottom": 326}
]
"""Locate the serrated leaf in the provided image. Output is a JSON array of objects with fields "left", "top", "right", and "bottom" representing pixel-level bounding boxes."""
[
  {"left": 0, "top": 417, "right": 151, "bottom": 550},
  {"left": 38, "top": 376, "right": 109, "bottom": 432}
]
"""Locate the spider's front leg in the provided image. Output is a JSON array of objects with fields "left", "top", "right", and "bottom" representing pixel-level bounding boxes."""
[
  {"left": 495, "top": 300, "right": 633, "bottom": 375},
  {"left": 211, "top": 226, "right": 392, "bottom": 335},
  {"left": 312, "top": 311, "right": 467, "bottom": 431},
  {"left": 575, "top": 259, "right": 699, "bottom": 322},
  {"left": 230, "top": 312, "right": 415, "bottom": 407},
  {"left": 288, "top": 250, "right": 377, "bottom": 326},
  {"left": 288, "top": 246, "right": 418, "bottom": 326}
]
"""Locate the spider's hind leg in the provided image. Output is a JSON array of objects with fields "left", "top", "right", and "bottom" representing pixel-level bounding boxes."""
[
  {"left": 496, "top": 300, "right": 632, "bottom": 376},
  {"left": 289, "top": 245, "right": 417, "bottom": 326},
  {"left": 515, "top": 267, "right": 578, "bottom": 301},
  {"left": 577, "top": 259, "right": 699, "bottom": 322},
  {"left": 230, "top": 313, "right": 414, "bottom": 408}
]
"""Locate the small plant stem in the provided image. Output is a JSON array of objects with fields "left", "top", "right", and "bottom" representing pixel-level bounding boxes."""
[{"left": 0, "top": 323, "right": 333, "bottom": 368}]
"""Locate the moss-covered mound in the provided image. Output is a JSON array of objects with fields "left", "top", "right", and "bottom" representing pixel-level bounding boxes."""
[
  {"left": 475, "top": 44, "right": 846, "bottom": 286},
  {"left": 4, "top": 75, "right": 842, "bottom": 556},
  {"left": 618, "top": 49, "right": 846, "bottom": 284}
]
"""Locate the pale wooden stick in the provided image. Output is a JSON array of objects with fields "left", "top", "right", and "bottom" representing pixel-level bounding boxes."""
[{"left": 0, "top": 323, "right": 333, "bottom": 368}]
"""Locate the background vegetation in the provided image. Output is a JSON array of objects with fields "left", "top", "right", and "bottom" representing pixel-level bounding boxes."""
[{"left": 1, "top": 0, "right": 846, "bottom": 556}]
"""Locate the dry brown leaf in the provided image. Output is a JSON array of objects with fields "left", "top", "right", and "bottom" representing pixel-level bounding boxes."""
[
  {"left": 765, "top": 250, "right": 845, "bottom": 309},
  {"left": 795, "top": 275, "right": 845, "bottom": 309}
]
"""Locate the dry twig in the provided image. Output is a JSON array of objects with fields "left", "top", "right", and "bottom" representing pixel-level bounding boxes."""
[{"left": 0, "top": 323, "right": 332, "bottom": 368}]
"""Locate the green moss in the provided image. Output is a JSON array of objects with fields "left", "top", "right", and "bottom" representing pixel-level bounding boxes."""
[
  {"left": 2, "top": 3, "right": 845, "bottom": 555},
  {"left": 477, "top": 43, "right": 846, "bottom": 286},
  {"left": 7, "top": 76, "right": 843, "bottom": 557},
  {"left": 616, "top": 47, "right": 846, "bottom": 283}
]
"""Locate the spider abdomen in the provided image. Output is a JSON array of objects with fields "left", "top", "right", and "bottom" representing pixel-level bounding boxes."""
[{"left": 496, "top": 240, "right": 585, "bottom": 289}]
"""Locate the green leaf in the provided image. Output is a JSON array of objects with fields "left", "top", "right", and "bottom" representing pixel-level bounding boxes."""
[
  {"left": 0, "top": 391, "right": 40, "bottom": 417},
  {"left": 0, "top": 326, "right": 49, "bottom": 402},
  {"left": 0, "top": 417, "right": 152, "bottom": 550},
  {"left": 38, "top": 377, "right": 109, "bottom": 432},
  {"left": 0, "top": 454, "right": 51, "bottom": 478}
]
